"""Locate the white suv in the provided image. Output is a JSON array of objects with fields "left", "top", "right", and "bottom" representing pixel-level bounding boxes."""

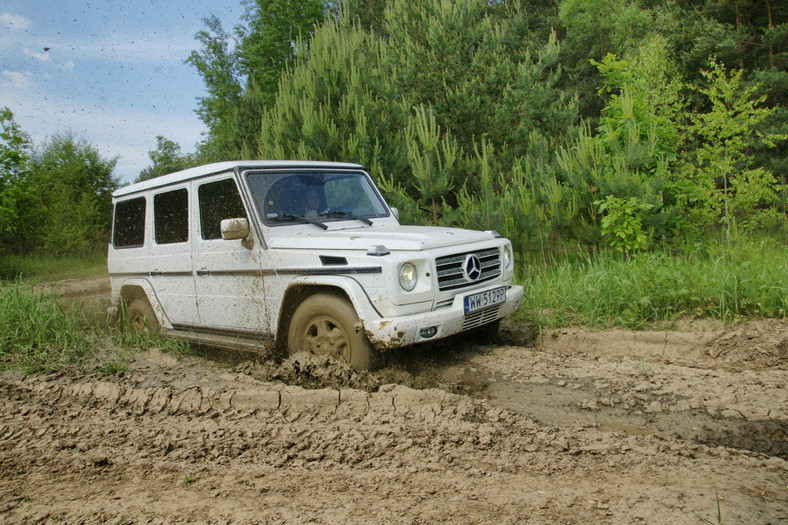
[{"left": 108, "top": 161, "right": 523, "bottom": 368}]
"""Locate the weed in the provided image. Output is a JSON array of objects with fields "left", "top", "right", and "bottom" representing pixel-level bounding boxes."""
[{"left": 696, "top": 487, "right": 724, "bottom": 524}]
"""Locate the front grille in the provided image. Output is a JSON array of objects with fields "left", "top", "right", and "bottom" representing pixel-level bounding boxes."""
[
  {"left": 462, "top": 306, "right": 500, "bottom": 330},
  {"left": 436, "top": 248, "right": 501, "bottom": 291}
]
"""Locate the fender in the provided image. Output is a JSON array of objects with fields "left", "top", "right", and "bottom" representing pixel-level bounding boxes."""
[
  {"left": 277, "top": 274, "right": 382, "bottom": 330},
  {"left": 114, "top": 277, "right": 173, "bottom": 329}
]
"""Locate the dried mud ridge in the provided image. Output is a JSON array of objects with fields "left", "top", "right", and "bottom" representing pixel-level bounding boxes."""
[{"left": 1, "top": 295, "right": 787, "bottom": 523}]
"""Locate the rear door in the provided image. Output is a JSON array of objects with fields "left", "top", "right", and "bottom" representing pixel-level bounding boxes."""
[{"left": 149, "top": 185, "right": 199, "bottom": 326}]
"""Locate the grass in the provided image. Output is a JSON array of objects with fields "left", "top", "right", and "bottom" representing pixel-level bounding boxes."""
[
  {"left": 0, "top": 282, "right": 94, "bottom": 373},
  {"left": 516, "top": 236, "right": 788, "bottom": 329},
  {"left": 1, "top": 236, "right": 785, "bottom": 373},
  {"left": 0, "top": 279, "right": 189, "bottom": 374},
  {"left": 696, "top": 487, "right": 724, "bottom": 524},
  {"left": 0, "top": 252, "right": 107, "bottom": 282},
  {"left": 112, "top": 300, "right": 191, "bottom": 358}
]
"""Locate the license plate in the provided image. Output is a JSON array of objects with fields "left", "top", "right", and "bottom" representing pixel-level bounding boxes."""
[{"left": 464, "top": 286, "right": 506, "bottom": 314}]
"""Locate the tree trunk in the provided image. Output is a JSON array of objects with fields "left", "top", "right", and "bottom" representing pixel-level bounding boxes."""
[
  {"left": 767, "top": 0, "right": 775, "bottom": 68},
  {"left": 734, "top": 5, "right": 745, "bottom": 70}
]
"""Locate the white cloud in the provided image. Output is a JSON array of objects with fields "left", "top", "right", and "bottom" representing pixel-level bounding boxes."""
[
  {"left": 4, "top": 90, "right": 205, "bottom": 184},
  {"left": 46, "top": 32, "right": 199, "bottom": 66},
  {"left": 1, "top": 70, "right": 34, "bottom": 89},
  {"left": 23, "top": 48, "right": 51, "bottom": 62},
  {"left": 58, "top": 61, "right": 75, "bottom": 71},
  {"left": 0, "top": 13, "right": 31, "bottom": 30}
]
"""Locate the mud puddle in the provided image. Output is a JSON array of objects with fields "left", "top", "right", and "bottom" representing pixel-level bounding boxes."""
[
  {"left": 484, "top": 376, "right": 788, "bottom": 458},
  {"left": 204, "top": 319, "right": 788, "bottom": 459}
]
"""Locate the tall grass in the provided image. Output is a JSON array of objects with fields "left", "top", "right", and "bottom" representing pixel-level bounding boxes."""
[
  {"left": 0, "top": 282, "right": 93, "bottom": 372},
  {"left": 518, "top": 237, "right": 788, "bottom": 328},
  {"left": 0, "top": 281, "right": 189, "bottom": 373}
]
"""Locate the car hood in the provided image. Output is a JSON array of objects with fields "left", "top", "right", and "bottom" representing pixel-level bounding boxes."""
[{"left": 266, "top": 225, "right": 497, "bottom": 252}]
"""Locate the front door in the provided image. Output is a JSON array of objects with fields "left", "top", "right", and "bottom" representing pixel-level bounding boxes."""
[{"left": 192, "top": 174, "right": 273, "bottom": 334}]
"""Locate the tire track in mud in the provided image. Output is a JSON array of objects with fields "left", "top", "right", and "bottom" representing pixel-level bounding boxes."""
[
  {"left": 3, "top": 281, "right": 784, "bottom": 523},
  {"left": 485, "top": 375, "right": 788, "bottom": 459},
  {"left": 446, "top": 339, "right": 788, "bottom": 459},
  {"left": 0, "top": 374, "right": 550, "bottom": 472},
  {"left": 1, "top": 357, "right": 787, "bottom": 523},
  {"left": 0, "top": 366, "right": 768, "bottom": 477}
]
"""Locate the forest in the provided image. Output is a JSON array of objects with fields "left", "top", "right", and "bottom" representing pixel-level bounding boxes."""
[
  {"left": 1, "top": 0, "right": 787, "bottom": 292},
  {"left": 181, "top": 0, "right": 788, "bottom": 261}
]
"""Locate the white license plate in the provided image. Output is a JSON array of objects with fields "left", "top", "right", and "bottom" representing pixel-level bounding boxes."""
[{"left": 464, "top": 286, "right": 506, "bottom": 314}]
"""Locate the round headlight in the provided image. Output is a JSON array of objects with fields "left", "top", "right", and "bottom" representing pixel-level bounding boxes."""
[
  {"left": 504, "top": 244, "right": 513, "bottom": 269},
  {"left": 399, "top": 262, "right": 418, "bottom": 291}
]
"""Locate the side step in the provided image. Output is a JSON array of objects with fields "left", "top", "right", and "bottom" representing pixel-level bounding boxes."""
[{"left": 165, "top": 328, "right": 275, "bottom": 354}]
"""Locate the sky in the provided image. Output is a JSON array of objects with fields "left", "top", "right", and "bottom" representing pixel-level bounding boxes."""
[{"left": 1, "top": 1, "right": 245, "bottom": 184}]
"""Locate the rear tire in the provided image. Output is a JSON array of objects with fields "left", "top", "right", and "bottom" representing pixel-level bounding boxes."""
[
  {"left": 125, "top": 298, "right": 160, "bottom": 335},
  {"left": 287, "top": 293, "right": 377, "bottom": 370}
]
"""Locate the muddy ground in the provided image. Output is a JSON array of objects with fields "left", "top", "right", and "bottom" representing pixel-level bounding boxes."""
[{"left": 1, "top": 278, "right": 786, "bottom": 523}]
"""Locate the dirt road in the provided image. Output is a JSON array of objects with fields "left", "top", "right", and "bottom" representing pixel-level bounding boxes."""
[{"left": 1, "top": 279, "right": 786, "bottom": 523}]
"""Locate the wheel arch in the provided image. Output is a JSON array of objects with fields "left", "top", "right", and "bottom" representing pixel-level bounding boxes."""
[
  {"left": 114, "top": 279, "right": 172, "bottom": 329},
  {"left": 274, "top": 277, "right": 376, "bottom": 354}
]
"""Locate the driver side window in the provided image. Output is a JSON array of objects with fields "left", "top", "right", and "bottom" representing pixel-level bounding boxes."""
[{"left": 198, "top": 178, "right": 247, "bottom": 240}]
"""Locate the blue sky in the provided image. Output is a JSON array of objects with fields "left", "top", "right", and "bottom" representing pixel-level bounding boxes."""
[{"left": 1, "top": 1, "right": 244, "bottom": 183}]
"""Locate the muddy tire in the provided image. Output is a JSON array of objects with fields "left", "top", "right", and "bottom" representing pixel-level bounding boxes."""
[
  {"left": 125, "top": 298, "right": 160, "bottom": 335},
  {"left": 471, "top": 320, "right": 501, "bottom": 345},
  {"left": 287, "top": 293, "right": 378, "bottom": 370}
]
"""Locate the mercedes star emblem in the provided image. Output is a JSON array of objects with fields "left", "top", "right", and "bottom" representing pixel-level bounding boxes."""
[{"left": 464, "top": 254, "right": 482, "bottom": 281}]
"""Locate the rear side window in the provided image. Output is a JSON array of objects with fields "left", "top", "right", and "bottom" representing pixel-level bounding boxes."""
[
  {"left": 154, "top": 188, "right": 188, "bottom": 244},
  {"left": 198, "top": 178, "right": 247, "bottom": 240},
  {"left": 113, "top": 197, "right": 146, "bottom": 248}
]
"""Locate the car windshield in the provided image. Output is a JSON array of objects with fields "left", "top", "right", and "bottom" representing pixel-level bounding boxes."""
[{"left": 245, "top": 170, "right": 389, "bottom": 227}]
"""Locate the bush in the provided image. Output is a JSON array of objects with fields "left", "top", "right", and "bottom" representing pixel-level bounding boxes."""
[{"left": 0, "top": 257, "right": 22, "bottom": 280}]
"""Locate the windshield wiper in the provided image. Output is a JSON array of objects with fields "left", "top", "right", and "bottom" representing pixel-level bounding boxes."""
[
  {"left": 268, "top": 214, "right": 328, "bottom": 230},
  {"left": 318, "top": 210, "right": 373, "bottom": 226}
]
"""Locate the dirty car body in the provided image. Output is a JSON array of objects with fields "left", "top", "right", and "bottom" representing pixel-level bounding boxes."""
[{"left": 107, "top": 161, "right": 524, "bottom": 368}]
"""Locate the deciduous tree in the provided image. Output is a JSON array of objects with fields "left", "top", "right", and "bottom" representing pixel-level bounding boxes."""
[
  {"left": 31, "top": 133, "right": 119, "bottom": 255},
  {"left": 683, "top": 60, "right": 786, "bottom": 241},
  {"left": 0, "top": 107, "right": 36, "bottom": 256},
  {"left": 137, "top": 136, "right": 196, "bottom": 182}
]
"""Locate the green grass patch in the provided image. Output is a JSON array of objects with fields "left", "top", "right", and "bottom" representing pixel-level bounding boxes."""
[
  {"left": 0, "top": 282, "right": 95, "bottom": 373},
  {"left": 0, "top": 281, "right": 189, "bottom": 374},
  {"left": 0, "top": 253, "right": 107, "bottom": 282},
  {"left": 517, "top": 237, "right": 788, "bottom": 329}
]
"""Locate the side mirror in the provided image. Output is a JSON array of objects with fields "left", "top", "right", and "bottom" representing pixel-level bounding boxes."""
[
  {"left": 221, "top": 218, "right": 250, "bottom": 241},
  {"left": 391, "top": 207, "right": 400, "bottom": 221}
]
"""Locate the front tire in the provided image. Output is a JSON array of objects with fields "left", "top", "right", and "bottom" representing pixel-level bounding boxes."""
[{"left": 287, "top": 293, "right": 377, "bottom": 370}]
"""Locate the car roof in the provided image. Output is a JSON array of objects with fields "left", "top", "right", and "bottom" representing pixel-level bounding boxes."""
[{"left": 113, "top": 160, "right": 366, "bottom": 198}]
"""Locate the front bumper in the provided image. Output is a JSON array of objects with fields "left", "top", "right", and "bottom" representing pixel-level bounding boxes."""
[{"left": 364, "top": 284, "right": 524, "bottom": 349}]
